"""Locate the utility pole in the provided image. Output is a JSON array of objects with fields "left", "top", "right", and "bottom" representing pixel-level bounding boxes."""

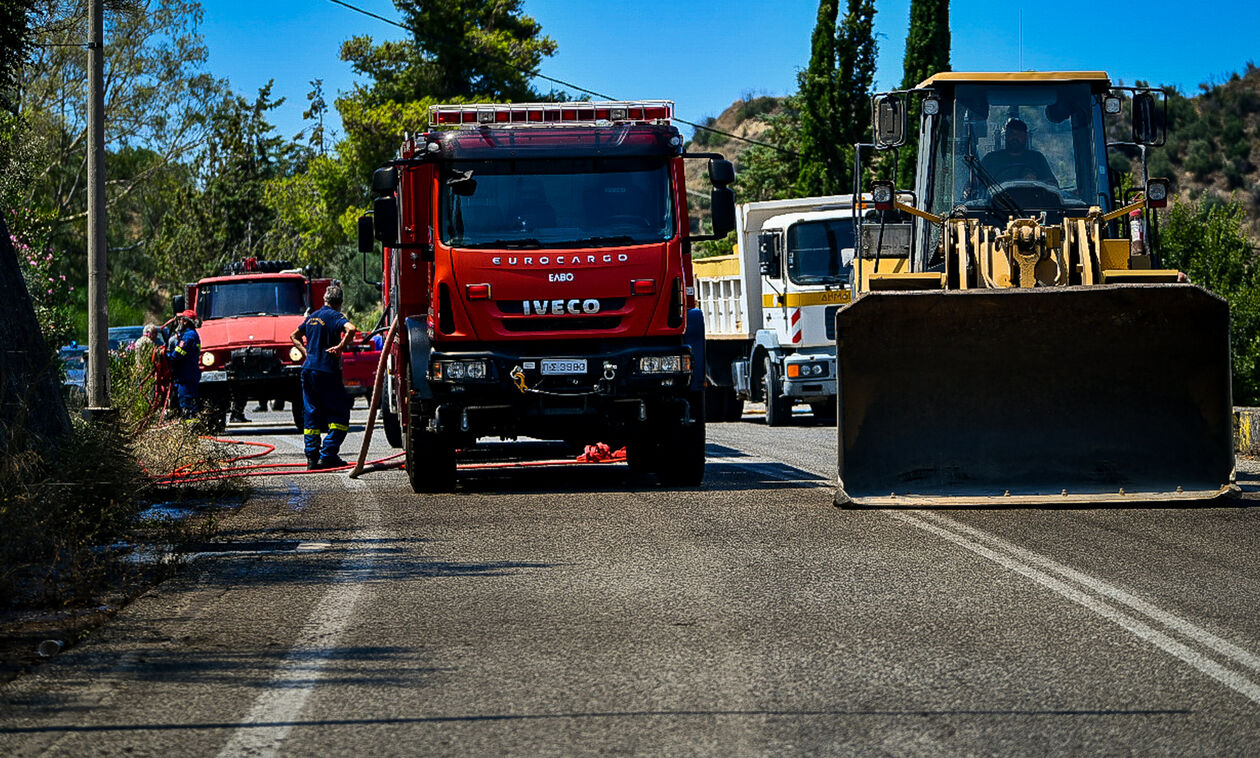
[{"left": 85, "top": 0, "right": 109, "bottom": 413}]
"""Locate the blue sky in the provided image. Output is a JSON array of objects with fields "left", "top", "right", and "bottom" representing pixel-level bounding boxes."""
[{"left": 200, "top": 0, "right": 1260, "bottom": 144}]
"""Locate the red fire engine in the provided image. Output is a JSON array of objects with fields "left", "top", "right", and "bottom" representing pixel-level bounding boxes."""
[
  {"left": 175, "top": 258, "right": 334, "bottom": 430},
  {"left": 358, "top": 100, "right": 735, "bottom": 492}
]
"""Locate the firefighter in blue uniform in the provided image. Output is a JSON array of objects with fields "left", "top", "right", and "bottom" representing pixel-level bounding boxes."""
[
  {"left": 290, "top": 284, "right": 357, "bottom": 469},
  {"left": 167, "top": 310, "right": 202, "bottom": 419}
]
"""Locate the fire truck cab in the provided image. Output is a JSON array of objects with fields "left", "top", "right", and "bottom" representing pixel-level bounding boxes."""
[{"left": 360, "top": 100, "right": 735, "bottom": 492}]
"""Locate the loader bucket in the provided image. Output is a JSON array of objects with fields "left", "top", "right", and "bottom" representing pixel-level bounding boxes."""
[{"left": 834, "top": 285, "right": 1237, "bottom": 506}]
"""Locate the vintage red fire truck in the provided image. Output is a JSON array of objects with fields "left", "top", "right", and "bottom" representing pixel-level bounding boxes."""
[
  {"left": 358, "top": 100, "right": 735, "bottom": 492},
  {"left": 174, "top": 259, "right": 333, "bottom": 430}
]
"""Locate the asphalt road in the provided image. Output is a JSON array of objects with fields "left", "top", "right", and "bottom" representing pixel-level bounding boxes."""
[{"left": 2, "top": 404, "right": 1259, "bottom": 756}]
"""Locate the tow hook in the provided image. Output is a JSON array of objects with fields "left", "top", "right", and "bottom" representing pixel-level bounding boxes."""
[{"left": 602, "top": 362, "right": 617, "bottom": 381}]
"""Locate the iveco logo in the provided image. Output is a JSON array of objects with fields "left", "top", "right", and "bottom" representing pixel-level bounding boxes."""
[
  {"left": 524, "top": 299, "right": 601, "bottom": 316},
  {"left": 492, "top": 254, "right": 630, "bottom": 266}
]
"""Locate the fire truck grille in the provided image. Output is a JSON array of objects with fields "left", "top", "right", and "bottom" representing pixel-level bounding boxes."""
[{"left": 500, "top": 317, "right": 621, "bottom": 333}]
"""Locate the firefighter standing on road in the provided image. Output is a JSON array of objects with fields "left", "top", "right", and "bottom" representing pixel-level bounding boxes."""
[
  {"left": 167, "top": 311, "right": 202, "bottom": 419},
  {"left": 290, "top": 284, "right": 357, "bottom": 470}
]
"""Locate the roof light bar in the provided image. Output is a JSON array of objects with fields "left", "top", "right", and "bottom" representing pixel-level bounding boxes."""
[{"left": 429, "top": 100, "right": 674, "bottom": 129}]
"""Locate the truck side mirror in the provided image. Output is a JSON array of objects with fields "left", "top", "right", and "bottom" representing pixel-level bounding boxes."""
[
  {"left": 357, "top": 214, "right": 375, "bottom": 253},
  {"left": 372, "top": 197, "right": 399, "bottom": 245},
  {"left": 710, "top": 186, "right": 736, "bottom": 238},
  {"left": 172, "top": 294, "right": 185, "bottom": 315},
  {"left": 873, "top": 95, "right": 906, "bottom": 148},
  {"left": 371, "top": 166, "right": 397, "bottom": 196},
  {"left": 1132, "top": 92, "right": 1160, "bottom": 145},
  {"left": 708, "top": 158, "right": 734, "bottom": 186},
  {"left": 758, "top": 232, "right": 781, "bottom": 277}
]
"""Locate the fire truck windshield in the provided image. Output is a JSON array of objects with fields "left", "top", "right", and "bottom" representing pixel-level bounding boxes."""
[
  {"left": 198, "top": 280, "right": 306, "bottom": 320},
  {"left": 440, "top": 157, "right": 674, "bottom": 249}
]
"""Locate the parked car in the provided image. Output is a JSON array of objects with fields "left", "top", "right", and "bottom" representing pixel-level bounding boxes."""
[
  {"left": 108, "top": 325, "right": 145, "bottom": 351},
  {"left": 59, "top": 344, "right": 87, "bottom": 403}
]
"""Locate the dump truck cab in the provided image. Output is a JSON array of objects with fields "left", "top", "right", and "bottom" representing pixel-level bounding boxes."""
[{"left": 837, "top": 72, "right": 1237, "bottom": 506}]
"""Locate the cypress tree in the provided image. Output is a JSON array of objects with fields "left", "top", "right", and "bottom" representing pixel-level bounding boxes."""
[
  {"left": 898, "top": 0, "right": 951, "bottom": 188},
  {"left": 796, "top": 0, "right": 839, "bottom": 196},
  {"left": 836, "top": 0, "right": 878, "bottom": 189},
  {"left": 796, "top": 0, "right": 878, "bottom": 197}
]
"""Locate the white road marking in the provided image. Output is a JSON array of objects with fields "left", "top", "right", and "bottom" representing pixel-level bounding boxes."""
[
  {"left": 915, "top": 511, "right": 1260, "bottom": 675},
  {"left": 889, "top": 510, "right": 1260, "bottom": 706},
  {"left": 718, "top": 447, "right": 1260, "bottom": 707},
  {"left": 217, "top": 475, "right": 382, "bottom": 758}
]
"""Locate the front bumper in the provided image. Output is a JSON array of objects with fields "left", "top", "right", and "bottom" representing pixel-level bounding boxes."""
[
  {"left": 780, "top": 354, "right": 836, "bottom": 399},
  {"left": 418, "top": 341, "right": 698, "bottom": 437}
]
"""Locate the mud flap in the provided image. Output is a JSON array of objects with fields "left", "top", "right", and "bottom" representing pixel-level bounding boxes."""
[{"left": 834, "top": 285, "right": 1236, "bottom": 505}]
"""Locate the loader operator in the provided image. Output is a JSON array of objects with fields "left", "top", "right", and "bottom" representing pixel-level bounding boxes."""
[
  {"left": 980, "top": 118, "right": 1058, "bottom": 186},
  {"left": 290, "top": 284, "right": 357, "bottom": 470}
]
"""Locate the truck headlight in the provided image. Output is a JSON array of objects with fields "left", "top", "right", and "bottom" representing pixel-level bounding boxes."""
[
  {"left": 201, "top": 352, "right": 215, "bottom": 367},
  {"left": 638, "top": 355, "right": 690, "bottom": 374},
  {"left": 432, "top": 359, "right": 489, "bottom": 381},
  {"left": 289, "top": 346, "right": 304, "bottom": 362}
]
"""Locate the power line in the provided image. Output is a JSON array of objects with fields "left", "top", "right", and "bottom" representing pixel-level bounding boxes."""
[{"left": 325, "top": 0, "right": 798, "bottom": 157}]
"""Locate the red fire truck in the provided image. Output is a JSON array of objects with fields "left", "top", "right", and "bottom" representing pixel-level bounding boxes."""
[
  {"left": 174, "top": 259, "right": 334, "bottom": 430},
  {"left": 358, "top": 100, "right": 735, "bottom": 492}
]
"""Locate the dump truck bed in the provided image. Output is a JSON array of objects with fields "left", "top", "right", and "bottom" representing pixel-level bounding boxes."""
[{"left": 834, "top": 285, "right": 1237, "bottom": 506}]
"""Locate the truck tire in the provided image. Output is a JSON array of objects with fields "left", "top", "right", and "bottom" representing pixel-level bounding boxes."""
[
  {"left": 810, "top": 397, "right": 837, "bottom": 422},
  {"left": 404, "top": 411, "right": 456, "bottom": 493},
  {"left": 763, "top": 357, "right": 792, "bottom": 427},
  {"left": 705, "top": 385, "right": 742, "bottom": 423},
  {"left": 203, "top": 395, "right": 229, "bottom": 433},
  {"left": 655, "top": 414, "right": 706, "bottom": 487},
  {"left": 382, "top": 402, "right": 403, "bottom": 448}
]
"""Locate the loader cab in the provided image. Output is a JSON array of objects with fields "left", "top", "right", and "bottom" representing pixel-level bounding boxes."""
[
  {"left": 911, "top": 74, "right": 1116, "bottom": 268},
  {"left": 920, "top": 80, "right": 1108, "bottom": 219}
]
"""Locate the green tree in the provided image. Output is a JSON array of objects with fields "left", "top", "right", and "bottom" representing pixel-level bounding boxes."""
[
  {"left": 1160, "top": 197, "right": 1260, "bottom": 404},
  {"left": 736, "top": 97, "right": 803, "bottom": 201},
  {"left": 271, "top": 0, "right": 561, "bottom": 274},
  {"left": 795, "top": 0, "right": 877, "bottom": 197},
  {"left": 897, "top": 0, "right": 950, "bottom": 188},
  {"left": 151, "top": 84, "right": 298, "bottom": 280},
  {"left": 796, "top": 0, "right": 839, "bottom": 196}
]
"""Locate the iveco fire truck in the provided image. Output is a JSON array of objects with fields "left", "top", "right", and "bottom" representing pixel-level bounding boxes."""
[
  {"left": 359, "top": 100, "right": 735, "bottom": 492},
  {"left": 174, "top": 259, "right": 333, "bottom": 430}
]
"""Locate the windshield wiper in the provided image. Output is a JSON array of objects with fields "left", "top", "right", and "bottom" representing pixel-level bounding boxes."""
[
  {"left": 571, "top": 235, "right": 637, "bottom": 247},
  {"left": 463, "top": 238, "right": 542, "bottom": 249}
]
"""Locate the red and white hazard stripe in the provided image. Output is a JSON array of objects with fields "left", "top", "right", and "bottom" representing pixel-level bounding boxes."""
[{"left": 790, "top": 308, "right": 802, "bottom": 344}]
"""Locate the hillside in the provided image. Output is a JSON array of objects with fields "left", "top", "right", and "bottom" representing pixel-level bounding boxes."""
[{"left": 691, "top": 65, "right": 1260, "bottom": 240}]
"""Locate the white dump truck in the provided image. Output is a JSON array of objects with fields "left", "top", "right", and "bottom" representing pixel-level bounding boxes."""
[{"left": 694, "top": 195, "right": 856, "bottom": 425}]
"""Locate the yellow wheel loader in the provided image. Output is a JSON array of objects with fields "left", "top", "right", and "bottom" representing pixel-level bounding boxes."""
[{"left": 836, "top": 72, "right": 1236, "bottom": 506}]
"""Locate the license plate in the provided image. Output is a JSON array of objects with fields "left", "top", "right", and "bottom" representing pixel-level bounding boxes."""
[
  {"left": 201, "top": 370, "right": 227, "bottom": 382},
  {"left": 541, "top": 359, "right": 587, "bottom": 375}
]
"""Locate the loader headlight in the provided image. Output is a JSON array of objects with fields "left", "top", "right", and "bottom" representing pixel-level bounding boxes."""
[
  {"left": 871, "top": 180, "right": 894, "bottom": 210},
  {"left": 1146, "top": 178, "right": 1169, "bottom": 208}
]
